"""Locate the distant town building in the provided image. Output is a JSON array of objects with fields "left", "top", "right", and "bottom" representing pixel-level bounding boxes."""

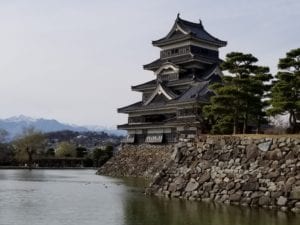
[{"left": 118, "top": 15, "right": 227, "bottom": 144}]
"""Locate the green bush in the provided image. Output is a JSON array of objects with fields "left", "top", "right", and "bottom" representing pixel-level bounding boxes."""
[{"left": 93, "top": 145, "right": 114, "bottom": 167}]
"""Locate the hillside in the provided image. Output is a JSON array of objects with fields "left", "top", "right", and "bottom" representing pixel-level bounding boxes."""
[{"left": 0, "top": 115, "right": 124, "bottom": 139}]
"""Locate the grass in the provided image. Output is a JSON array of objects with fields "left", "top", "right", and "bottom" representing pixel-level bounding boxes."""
[{"left": 202, "top": 134, "right": 300, "bottom": 139}]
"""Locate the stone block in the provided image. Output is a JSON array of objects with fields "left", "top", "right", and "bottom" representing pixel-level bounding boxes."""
[
  {"left": 278, "top": 142, "right": 286, "bottom": 148},
  {"left": 258, "top": 196, "right": 270, "bottom": 206},
  {"left": 290, "top": 186, "right": 300, "bottom": 200},
  {"left": 171, "top": 191, "right": 181, "bottom": 197},
  {"left": 246, "top": 144, "right": 258, "bottom": 161},
  {"left": 266, "top": 171, "right": 280, "bottom": 180},
  {"left": 242, "top": 181, "right": 259, "bottom": 191},
  {"left": 185, "top": 178, "right": 199, "bottom": 192},
  {"left": 258, "top": 141, "right": 272, "bottom": 152},
  {"left": 295, "top": 202, "right": 300, "bottom": 208},
  {"left": 198, "top": 172, "right": 211, "bottom": 184},
  {"left": 286, "top": 177, "right": 296, "bottom": 186},
  {"left": 168, "top": 183, "right": 177, "bottom": 192},
  {"left": 229, "top": 193, "right": 242, "bottom": 202},
  {"left": 291, "top": 207, "right": 300, "bottom": 213},
  {"left": 265, "top": 149, "right": 282, "bottom": 160},
  {"left": 277, "top": 196, "right": 287, "bottom": 206},
  {"left": 203, "top": 182, "right": 214, "bottom": 191}
]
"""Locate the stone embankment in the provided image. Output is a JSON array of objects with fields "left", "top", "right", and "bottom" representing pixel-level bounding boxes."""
[
  {"left": 97, "top": 144, "right": 172, "bottom": 178},
  {"left": 147, "top": 135, "right": 300, "bottom": 213}
]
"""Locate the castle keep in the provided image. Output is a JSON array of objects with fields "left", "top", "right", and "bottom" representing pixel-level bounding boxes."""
[{"left": 118, "top": 15, "right": 227, "bottom": 143}]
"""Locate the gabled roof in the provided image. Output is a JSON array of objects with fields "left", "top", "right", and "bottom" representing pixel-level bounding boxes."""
[
  {"left": 144, "top": 83, "right": 178, "bottom": 105},
  {"left": 118, "top": 80, "right": 213, "bottom": 113},
  {"left": 132, "top": 76, "right": 196, "bottom": 92},
  {"left": 152, "top": 14, "right": 227, "bottom": 48},
  {"left": 132, "top": 64, "right": 223, "bottom": 92}
]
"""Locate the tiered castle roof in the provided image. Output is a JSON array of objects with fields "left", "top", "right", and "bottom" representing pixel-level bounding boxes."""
[
  {"left": 152, "top": 14, "right": 227, "bottom": 47},
  {"left": 118, "top": 15, "right": 227, "bottom": 138}
]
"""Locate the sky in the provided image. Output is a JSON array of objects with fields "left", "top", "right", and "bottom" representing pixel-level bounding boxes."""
[{"left": 0, "top": 0, "right": 299, "bottom": 127}]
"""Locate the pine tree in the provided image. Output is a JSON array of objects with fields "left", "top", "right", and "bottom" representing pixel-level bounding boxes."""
[
  {"left": 268, "top": 48, "right": 300, "bottom": 133},
  {"left": 204, "top": 52, "right": 271, "bottom": 134},
  {"left": 247, "top": 66, "right": 272, "bottom": 133}
]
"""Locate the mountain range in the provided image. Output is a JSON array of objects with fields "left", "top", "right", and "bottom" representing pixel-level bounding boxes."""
[{"left": 0, "top": 115, "right": 125, "bottom": 139}]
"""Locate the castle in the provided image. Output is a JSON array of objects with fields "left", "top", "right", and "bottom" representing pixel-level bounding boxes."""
[{"left": 118, "top": 15, "right": 227, "bottom": 144}]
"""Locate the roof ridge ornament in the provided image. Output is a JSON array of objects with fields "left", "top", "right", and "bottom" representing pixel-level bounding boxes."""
[
  {"left": 199, "top": 18, "right": 203, "bottom": 27},
  {"left": 177, "top": 13, "right": 180, "bottom": 19}
]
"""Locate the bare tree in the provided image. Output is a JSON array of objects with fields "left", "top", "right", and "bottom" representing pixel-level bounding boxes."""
[{"left": 14, "top": 127, "right": 45, "bottom": 169}]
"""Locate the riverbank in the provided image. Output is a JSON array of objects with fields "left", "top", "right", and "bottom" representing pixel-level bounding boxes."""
[
  {"left": 97, "top": 143, "right": 173, "bottom": 178},
  {"left": 96, "top": 134, "right": 300, "bottom": 213},
  {"left": 146, "top": 135, "right": 300, "bottom": 213}
]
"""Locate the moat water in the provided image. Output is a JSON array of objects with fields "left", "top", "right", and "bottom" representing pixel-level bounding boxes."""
[{"left": 0, "top": 169, "right": 299, "bottom": 225}]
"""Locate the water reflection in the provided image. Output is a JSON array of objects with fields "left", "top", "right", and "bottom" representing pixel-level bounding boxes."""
[
  {"left": 122, "top": 187, "right": 300, "bottom": 225},
  {"left": 0, "top": 170, "right": 299, "bottom": 225}
]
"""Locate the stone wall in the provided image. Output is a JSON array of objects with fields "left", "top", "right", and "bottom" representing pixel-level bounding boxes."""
[
  {"left": 97, "top": 144, "right": 173, "bottom": 178},
  {"left": 147, "top": 135, "right": 300, "bottom": 213}
]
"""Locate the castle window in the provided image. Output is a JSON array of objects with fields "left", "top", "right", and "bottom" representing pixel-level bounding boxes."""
[
  {"left": 159, "top": 73, "right": 179, "bottom": 81},
  {"left": 160, "top": 46, "right": 190, "bottom": 59}
]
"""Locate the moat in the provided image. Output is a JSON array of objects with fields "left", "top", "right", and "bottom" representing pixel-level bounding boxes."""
[{"left": 0, "top": 169, "right": 299, "bottom": 225}]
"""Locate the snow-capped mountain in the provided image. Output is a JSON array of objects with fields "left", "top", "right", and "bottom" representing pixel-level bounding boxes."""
[
  {"left": 0, "top": 115, "right": 124, "bottom": 139},
  {"left": 4, "top": 115, "right": 37, "bottom": 123}
]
